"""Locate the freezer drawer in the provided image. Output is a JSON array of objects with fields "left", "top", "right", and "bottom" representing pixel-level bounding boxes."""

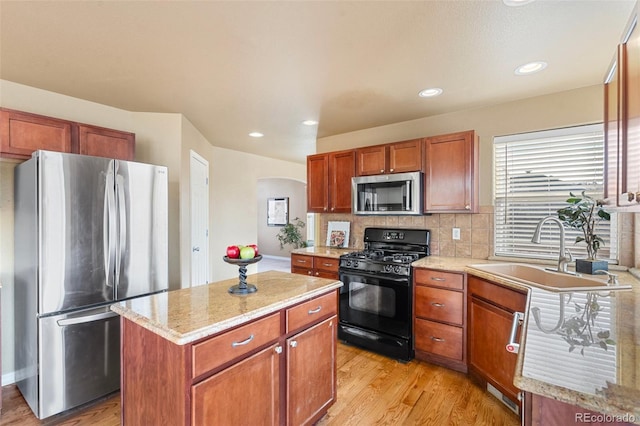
[{"left": 37, "top": 306, "right": 120, "bottom": 419}]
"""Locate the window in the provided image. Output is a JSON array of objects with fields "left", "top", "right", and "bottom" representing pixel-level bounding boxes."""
[{"left": 494, "top": 124, "right": 617, "bottom": 262}]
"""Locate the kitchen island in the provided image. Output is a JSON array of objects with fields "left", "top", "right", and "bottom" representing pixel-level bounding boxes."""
[{"left": 111, "top": 270, "right": 343, "bottom": 426}]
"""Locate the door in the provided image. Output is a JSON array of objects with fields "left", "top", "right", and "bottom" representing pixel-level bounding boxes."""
[
  {"left": 38, "top": 305, "right": 120, "bottom": 419},
  {"left": 190, "top": 150, "right": 209, "bottom": 286},
  {"left": 115, "top": 160, "right": 168, "bottom": 299},
  {"left": 39, "top": 151, "right": 115, "bottom": 315}
]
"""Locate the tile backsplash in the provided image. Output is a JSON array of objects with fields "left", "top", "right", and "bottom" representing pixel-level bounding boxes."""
[{"left": 318, "top": 208, "right": 638, "bottom": 268}]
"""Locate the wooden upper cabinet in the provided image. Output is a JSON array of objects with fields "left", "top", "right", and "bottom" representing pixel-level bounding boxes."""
[
  {"left": 355, "top": 145, "right": 386, "bottom": 176},
  {"left": 620, "top": 7, "right": 640, "bottom": 209},
  {"left": 0, "top": 108, "right": 136, "bottom": 162},
  {"left": 307, "top": 149, "right": 355, "bottom": 213},
  {"left": 605, "top": 3, "right": 640, "bottom": 210},
  {"left": 388, "top": 139, "right": 423, "bottom": 173},
  {"left": 76, "top": 124, "right": 135, "bottom": 161},
  {"left": 307, "top": 154, "right": 330, "bottom": 213},
  {"left": 0, "top": 108, "right": 72, "bottom": 160},
  {"left": 329, "top": 149, "right": 356, "bottom": 213},
  {"left": 356, "top": 139, "right": 423, "bottom": 176},
  {"left": 424, "top": 130, "right": 479, "bottom": 213}
]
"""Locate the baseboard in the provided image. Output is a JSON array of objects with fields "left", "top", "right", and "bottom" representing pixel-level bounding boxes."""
[
  {"left": 2, "top": 371, "right": 16, "bottom": 386},
  {"left": 261, "top": 254, "right": 290, "bottom": 261}
]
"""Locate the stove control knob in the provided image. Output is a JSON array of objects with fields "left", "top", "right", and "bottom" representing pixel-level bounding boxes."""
[
  {"left": 345, "top": 260, "right": 351, "bottom": 267},
  {"left": 353, "top": 260, "right": 359, "bottom": 268},
  {"left": 394, "top": 265, "right": 401, "bottom": 274}
]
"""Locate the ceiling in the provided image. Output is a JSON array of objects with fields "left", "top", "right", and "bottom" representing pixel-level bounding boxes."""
[{"left": 0, "top": 1, "right": 635, "bottom": 164}]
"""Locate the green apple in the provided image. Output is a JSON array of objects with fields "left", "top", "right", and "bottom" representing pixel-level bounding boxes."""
[{"left": 239, "top": 246, "right": 255, "bottom": 259}]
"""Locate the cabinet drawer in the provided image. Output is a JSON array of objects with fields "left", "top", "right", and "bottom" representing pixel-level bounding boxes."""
[
  {"left": 468, "top": 275, "right": 527, "bottom": 313},
  {"left": 192, "top": 312, "right": 280, "bottom": 378},
  {"left": 314, "top": 256, "right": 339, "bottom": 273},
  {"left": 415, "top": 318, "right": 463, "bottom": 360},
  {"left": 415, "top": 286, "right": 463, "bottom": 325},
  {"left": 291, "top": 254, "right": 313, "bottom": 270},
  {"left": 286, "top": 291, "right": 337, "bottom": 333},
  {"left": 414, "top": 268, "right": 464, "bottom": 290}
]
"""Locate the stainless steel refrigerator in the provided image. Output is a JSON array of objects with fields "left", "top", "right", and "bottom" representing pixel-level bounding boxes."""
[{"left": 14, "top": 150, "right": 168, "bottom": 419}]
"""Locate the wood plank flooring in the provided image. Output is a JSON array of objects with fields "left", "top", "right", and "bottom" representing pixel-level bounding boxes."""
[{"left": 0, "top": 343, "right": 519, "bottom": 425}]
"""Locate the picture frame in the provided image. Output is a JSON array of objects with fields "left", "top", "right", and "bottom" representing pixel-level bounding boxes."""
[
  {"left": 326, "top": 221, "right": 350, "bottom": 248},
  {"left": 267, "top": 197, "right": 289, "bottom": 226}
]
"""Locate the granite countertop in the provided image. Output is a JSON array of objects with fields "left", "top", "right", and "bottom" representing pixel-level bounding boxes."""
[
  {"left": 290, "top": 246, "right": 354, "bottom": 258},
  {"left": 111, "top": 270, "right": 343, "bottom": 345}
]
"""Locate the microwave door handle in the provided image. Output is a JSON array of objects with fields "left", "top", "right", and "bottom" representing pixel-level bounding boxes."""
[{"left": 405, "top": 180, "right": 410, "bottom": 211}]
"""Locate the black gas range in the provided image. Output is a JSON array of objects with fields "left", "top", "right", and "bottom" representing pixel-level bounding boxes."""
[{"left": 338, "top": 228, "right": 430, "bottom": 361}]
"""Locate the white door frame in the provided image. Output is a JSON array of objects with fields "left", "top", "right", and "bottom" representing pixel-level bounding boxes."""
[{"left": 190, "top": 150, "right": 209, "bottom": 286}]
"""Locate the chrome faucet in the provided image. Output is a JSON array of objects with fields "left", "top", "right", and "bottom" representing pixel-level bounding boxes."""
[{"left": 531, "top": 216, "right": 578, "bottom": 275}]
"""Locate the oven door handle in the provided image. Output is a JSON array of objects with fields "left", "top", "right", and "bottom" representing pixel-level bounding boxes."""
[{"left": 339, "top": 270, "right": 410, "bottom": 285}]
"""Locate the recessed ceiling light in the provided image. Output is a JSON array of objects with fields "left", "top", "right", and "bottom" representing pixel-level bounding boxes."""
[
  {"left": 249, "top": 132, "right": 264, "bottom": 138},
  {"left": 503, "top": 0, "right": 535, "bottom": 6},
  {"left": 302, "top": 120, "right": 318, "bottom": 126},
  {"left": 418, "top": 88, "right": 443, "bottom": 98},
  {"left": 515, "top": 61, "right": 547, "bottom": 75}
]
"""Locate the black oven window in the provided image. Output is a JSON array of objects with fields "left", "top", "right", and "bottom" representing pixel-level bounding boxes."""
[{"left": 348, "top": 282, "right": 396, "bottom": 318}]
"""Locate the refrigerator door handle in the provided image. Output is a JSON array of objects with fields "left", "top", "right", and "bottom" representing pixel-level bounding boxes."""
[
  {"left": 57, "top": 311, "right": 119, "bottom": 327},
  {"left": 104, "top": 170, "right": 117, "bottom": 288},
  {"left": 115, "top": 174, "right": 127, "bottom": 288}
]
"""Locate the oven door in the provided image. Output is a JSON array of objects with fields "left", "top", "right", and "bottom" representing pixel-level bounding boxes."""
[{"left": 338, "top": 270, "right": 411, "bottom": 339}]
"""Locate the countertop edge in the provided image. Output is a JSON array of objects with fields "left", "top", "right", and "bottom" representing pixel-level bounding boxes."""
[{"left": 111, "top": 281, "right": 343, "bottom": 345}]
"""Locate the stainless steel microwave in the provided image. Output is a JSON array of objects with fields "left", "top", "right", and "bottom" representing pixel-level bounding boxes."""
[{"left": 352, "top": 172, "right": 423, "bottom": 215}]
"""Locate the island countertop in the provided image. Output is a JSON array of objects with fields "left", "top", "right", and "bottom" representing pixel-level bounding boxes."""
[{"left": 111, "top": 270, "right": 343, "bottom": 345}]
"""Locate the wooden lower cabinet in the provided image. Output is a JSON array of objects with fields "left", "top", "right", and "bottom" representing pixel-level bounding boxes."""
[
  {"left": 192, "top": 344, "right": 281, "bottom": 425},
  {"left": 413, "top": 268, "right": 467, "bottom": 373},
  {"left": 291, "top": 254, "right": 339, "bottom": 280},
  {"left": 523, "top": 392, "right": 635, "bottom": 426},
  {"left": 120, "top": 290, "right": 338, "bottom": 426},
  {"left": 287, "top": 316, "right": 337, "bottom": 426},
  {"left": 467, "top": 275, "right": 527, "bottom": 408}
]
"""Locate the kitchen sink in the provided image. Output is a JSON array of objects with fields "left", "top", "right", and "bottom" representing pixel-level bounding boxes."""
[{"left": 466, "top": 263, "right": 632, "bottom": 292}]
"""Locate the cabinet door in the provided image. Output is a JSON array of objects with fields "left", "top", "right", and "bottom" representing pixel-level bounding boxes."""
[
  {"left": 356, "top": 145, "right": 386, "bottom": 176},
  {"left": 604, "top": 51, "right": 621, "bottom": 204},
  {"left": 620, "top": 15, "right": 640, "bottom": 208},
  {"left": 192, "top": 344, "right": 281, "bottom": 426},
  {"left": 286, "top": 316, "right": 336, "bottom": 426},
  {"left": 307, "top": 154, "right": 329, "bottom": 212},
  {"left": 77, "top": 124, "right": 135, "bottom": 161},
  {"left": 468, "top": 295, "right": 521, "bottom": 404},
  {"left": 328, "top": 149, "right": 355, "bottom": 213},
  {"left": 425, "top": 130, "right": 478, "bottom": 213},
  {"left": 0, "top": 108, "right": 72, "bottom": 159},
  {"left": 388, "top": 139, "right": 423, "bottom": 173}
]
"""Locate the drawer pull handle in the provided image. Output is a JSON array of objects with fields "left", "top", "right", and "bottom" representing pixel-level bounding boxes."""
[
  {"left": 290, "top": 340, "right": 298, "bottom": 348},
  {"left": 430, "top": 277, "right": 446, "bottom": 282},
  {"left": 430, "top": 336, "right": 445, "bottom": 342},
  {"left": 431, "top": 302, "right": 445, "bottom": 308},
  {"left": 308, "top": 306, "right": 322, "bottom": 315},
  {"left": 322, "top": 263, "right": 333, "bottom": 267},
  {"left": 296, "top": 259, "right": 307, "bottom": 263},
  {"left": 275, "top": 345, "right": 283, "bottom": 354},
  {"left": 231, "top": 334, "right": 254, "bottom": 347}
]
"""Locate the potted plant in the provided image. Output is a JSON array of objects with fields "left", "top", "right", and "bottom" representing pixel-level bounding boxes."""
[
  {"left": 276, "top": 217, "right": 308, "bottom": 250},
  {"left": 556, "top": 191, "right": 611, "bottom": 274}
]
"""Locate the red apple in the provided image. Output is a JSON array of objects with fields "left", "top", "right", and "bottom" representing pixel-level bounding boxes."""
[
  {"left": 226, "top": 245, "right": 240, "bottom": 259},
  {"left": 247, "top": 244, "right": 259, "bottom": 256}
]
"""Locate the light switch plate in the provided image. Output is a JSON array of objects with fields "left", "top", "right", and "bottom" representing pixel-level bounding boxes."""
[{"left": 452, "top": 228, "right": 461, "bottom": 240}]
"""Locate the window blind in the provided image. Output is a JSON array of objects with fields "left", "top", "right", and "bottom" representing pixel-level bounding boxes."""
[{"left": 494, "top": 124, "right": 617, "bottom": 262}]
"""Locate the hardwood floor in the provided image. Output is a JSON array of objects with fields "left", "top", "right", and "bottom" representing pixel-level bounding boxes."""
[{"left": 0, "top": 343, "right": 519, "bottom": 425}]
